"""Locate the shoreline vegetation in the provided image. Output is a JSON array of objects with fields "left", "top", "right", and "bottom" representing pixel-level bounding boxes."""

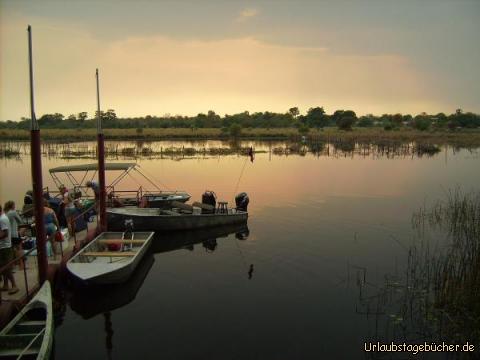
[
  {"left": 2, "top": 127, "right": 480, "bottom": 146},
  {"left": 2, "top": 131, "right": 479, "bottom": 160},
  {"left": 1, "top": 108, "right": 479, "bottom": 144}
]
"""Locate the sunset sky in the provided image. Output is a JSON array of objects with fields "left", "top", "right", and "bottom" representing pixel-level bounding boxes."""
[{"left": 1, "top": 0, "right": 479, "bottom": 121}]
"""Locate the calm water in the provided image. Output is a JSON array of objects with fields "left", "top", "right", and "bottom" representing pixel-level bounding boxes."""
[{"left": 1, "top": 140, "right": 479, "bottom": 359}]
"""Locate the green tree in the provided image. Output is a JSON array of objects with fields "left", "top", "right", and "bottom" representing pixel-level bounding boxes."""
[
  {"left": 357, "top": 116, "right": 374, "bottom": 127},
  {"left": 334, "top": 110, "right": 357, "bottom": 130},
  {"left": 413, "top": 113, "right": 431, "bottom": 131},
  {"left": 38, "top": 113, "right": 64, "bottom": 127},
  {"left": 305, "top": 107, "right": 327, "bottom": 129},
  {"left": 78, "top": 112, "right": 88, "bottom": 122},
  {"left": 229, "top": 123, "right": 242, "bottom": 138},
  {"left": 289, "top": 107, "right": 300, "bottom": 118}
]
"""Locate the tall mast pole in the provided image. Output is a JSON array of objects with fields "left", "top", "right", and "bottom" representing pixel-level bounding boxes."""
[
  {"left": 28, "top": 25, "right": 48, "bottom": 283},
  {"left": 96, "top": 69, "right": 107, "bottom": 231}
]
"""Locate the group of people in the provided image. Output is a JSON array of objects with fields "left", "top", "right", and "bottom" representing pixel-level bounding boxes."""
[
  {"left": 0, "top": 181, "right": 101, "bottom": 296},
  {"left": 0, "top": 201, "right": 22, "bottom": 295}
]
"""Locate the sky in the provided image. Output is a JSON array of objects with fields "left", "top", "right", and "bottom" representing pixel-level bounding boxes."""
[{"left": 1, "top": 0, "right": 479, "bottom": 121}]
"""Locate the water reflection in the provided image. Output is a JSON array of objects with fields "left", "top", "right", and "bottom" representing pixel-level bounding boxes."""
[
  {"left": 3, "top": 139, "right": 478, "bottom": 161},
  {"left": 65, "top": 224, "right": 250, "bottom": 320},
  {"left": 151, "top": 224, "right": 249, "bottom": 254},
  {"left": 68, "top": 255, "right": 155, "bottom": 319}
]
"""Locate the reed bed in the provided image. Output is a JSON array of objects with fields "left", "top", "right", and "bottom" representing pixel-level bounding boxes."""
[
  {"left": 2, "top": 127, "right": 480, "bottom": 147},
  {"left": 357, "top": 189, "right": 480, "bottom": 347},
  {"left": 1, "top": 140, "right": 474, "bottom": 161}
]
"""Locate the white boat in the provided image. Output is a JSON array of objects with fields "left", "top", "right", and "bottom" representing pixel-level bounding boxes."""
[
  {"left": 67, "top": 231, "right": 154, "bottom": 284},
  {"left": 48, "top": 163, "right": 191, "bottom": 208},
  {"left": 0, "top": 281, "right": 53, "bottom": 360}
]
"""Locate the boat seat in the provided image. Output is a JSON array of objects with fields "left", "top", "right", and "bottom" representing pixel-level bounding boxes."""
[
  {"left": 83, "top": 251, "right": 136, "bottom": 257},
  {"left": 0, "top": 334, "right": 42, "bottom": 355},
  {"left": 99, "top": 240, "right": 146, "bottom": 244},
  {"left": 170, "top": 201, "right": 193, "bottom": 212},
  {"left": 192, "top": 202, "right": 215, "bottom": 213},
  {"left": 217, "top": 201, "right": 228, "bottom": 214}
]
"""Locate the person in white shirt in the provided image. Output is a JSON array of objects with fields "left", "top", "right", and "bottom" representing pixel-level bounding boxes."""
[
  {"left": 0, "top": 204, "right": 18, "bottom": 294},
  {"left": 4, "top": 201, "right": 25, "bottom": 270}
]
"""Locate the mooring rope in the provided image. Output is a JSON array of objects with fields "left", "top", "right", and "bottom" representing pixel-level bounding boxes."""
[{"left": 232, "top": 155, "right": 249, "bottom": 202}]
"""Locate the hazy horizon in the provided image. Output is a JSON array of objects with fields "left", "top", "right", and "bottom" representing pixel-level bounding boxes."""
[{"left": 1, "top": 0, "right": 479, "bottom": 121}]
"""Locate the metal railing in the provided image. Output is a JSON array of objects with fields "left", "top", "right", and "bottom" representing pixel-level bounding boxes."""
[
  {"left": 69, "top": 203, "right": 99, "bottom": 246},
  {"left": 0, "top": 246, "right": 38, "bottom": 302}
]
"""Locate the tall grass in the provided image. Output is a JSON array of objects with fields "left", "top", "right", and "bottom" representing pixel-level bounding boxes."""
[
  {"left": 412, "top": 189, "right": 480, "bottom": 343},
  {"left": 357, "top": 189, "right": 480, "bottom": 347}
]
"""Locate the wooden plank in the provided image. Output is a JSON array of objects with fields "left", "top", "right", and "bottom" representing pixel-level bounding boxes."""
[
  {"left": 98, "top": 240, "right": 146, "bottom": 244},
  {"left": 82, "top": 251, "right": 136, "bottom": 257}
]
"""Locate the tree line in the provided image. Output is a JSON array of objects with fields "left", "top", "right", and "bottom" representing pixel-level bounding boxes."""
[{"left": 1, "top": 108, "right": 479, "bottom": 132}]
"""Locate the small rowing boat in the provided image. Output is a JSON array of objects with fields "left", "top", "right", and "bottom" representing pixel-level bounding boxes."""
[
  {"left": 67, "top": 231, "right": 154, "bottom": 284},
  {"left": 0, "top": 281, "right": 53, "bottom": 360}
]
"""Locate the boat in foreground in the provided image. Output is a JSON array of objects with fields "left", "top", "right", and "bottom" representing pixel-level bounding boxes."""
[
  {"left": 0, "top": 281, "right": 53, "bottom": 360},
  {"left": 69, "top": 254, "right": 155, "bottom": 319},
  {"left": 67, "top": 231, "right": 154, "bottom": 284}
]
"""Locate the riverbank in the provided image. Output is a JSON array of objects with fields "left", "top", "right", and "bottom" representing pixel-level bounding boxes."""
[{"left": 1, "top": 127, "right": 480, "bottom": 146}]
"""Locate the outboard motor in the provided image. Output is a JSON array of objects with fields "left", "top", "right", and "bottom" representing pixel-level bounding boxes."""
[
  {"left": 235, "top": 192, "right": 249, "bottom": 212},
  {"left": 24, "top": 191, "right": 33, "bottom": 205},
  {"left": 202, "top": 191, "right": 216, "bottom": 208}
]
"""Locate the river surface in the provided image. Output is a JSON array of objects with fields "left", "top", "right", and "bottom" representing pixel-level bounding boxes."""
[{"left": 1, "top": 140, "right": 479, "bottom": 359}]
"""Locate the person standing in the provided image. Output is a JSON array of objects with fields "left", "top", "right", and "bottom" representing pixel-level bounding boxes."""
[
  {"left": 43, "top": 199, "right": 60, "bottom": 256},
  {"left": 4, "top": 201, "right": 25, "bottom": 270},
  {"left": 0, "top": 204, "right": 19, "bottom": 295},
  {"left": 60, "top": 185, "right": 75, "bottom": 235},
  {"left": 86, "top": 180, "right": 100, "bottom": 201},
  {"left": 86, "top": 180, "right": 100, "bottom": 212}
]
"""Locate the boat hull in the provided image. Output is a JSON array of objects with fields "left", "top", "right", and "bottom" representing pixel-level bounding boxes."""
[
  {"left": 0, "top": 281, "right": 53, "bottom": 360},
  {"left": 67, "top": 232, "right": 154, "bottom": 285},
  {"left": 106, "top": 208, "right": 248, "bottom": 232}
]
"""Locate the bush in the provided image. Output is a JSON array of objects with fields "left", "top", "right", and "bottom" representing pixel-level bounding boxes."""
[
  {"left": 413, "top": 118, "right": 431, "bottom": 131},
  {"left": 229, "top": 123, "right": 242, "bottom": 137},
  {"left": 357, "top": 117, "right": 374, "bottom": 127},
  {"left": 383, "top": 121, "right": 394, "bottom": 131},
  {"left": 297, "top": 124, "right": 310, "bottom": 135},
  {"left": 136, "top": 127, "right": 144, "bottom": 134},
  {"left": 337, "top": 116, "right": 355, "bottom": 131}
]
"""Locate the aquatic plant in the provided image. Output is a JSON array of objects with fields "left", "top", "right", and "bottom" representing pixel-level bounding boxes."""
[{"left": 357, "top": 189, "right": 480, "bottom": 350}]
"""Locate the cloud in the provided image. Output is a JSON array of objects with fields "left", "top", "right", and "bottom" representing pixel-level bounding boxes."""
[
  {"left": 236, "top": 8, "right": 258, "bottom": 22},
  {"left": 0, "top": 12, "right": 448, "bottom": 120}
]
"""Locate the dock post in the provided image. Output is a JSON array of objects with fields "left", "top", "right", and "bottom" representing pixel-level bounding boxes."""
[
  {"left": 96, "top": 69, "right": 107, "bottom": 231},
  {"left": 28, "top": 25, "right": 48, "bottom": 284}
]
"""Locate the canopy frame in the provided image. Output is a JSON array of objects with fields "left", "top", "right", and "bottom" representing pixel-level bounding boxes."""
[{"left": 48, "top": 163, "right": 164, "bottom": 196}]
